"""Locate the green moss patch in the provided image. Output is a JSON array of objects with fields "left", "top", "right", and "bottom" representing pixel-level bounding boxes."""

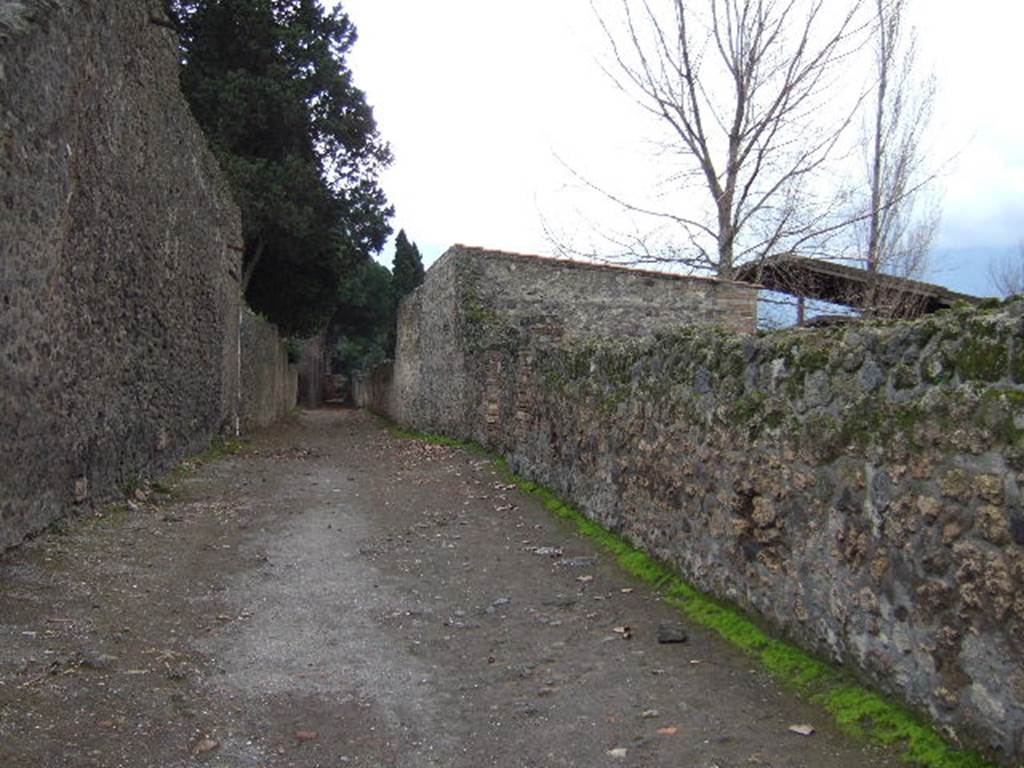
[
  {"left": 390, "top": 423, "right": 994, "bottom": 768},
  {"left": 957, "top": 337, "right": 1008, "bottom": 382}
]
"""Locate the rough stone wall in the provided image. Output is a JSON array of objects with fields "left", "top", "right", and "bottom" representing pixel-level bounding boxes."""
[
  {"left": 297, "top": 333, "right": 327, "bottom": 408},
  {"left": 353, "top": 362, "right": 393, "bottom": 414},
  {"left": 239, "top": 311, "right": 298, "bottom": 433},
  {"left": 388, "top": 245, "right": 757, "bottom": 435},
  {"left": 455, "top": 245, "right": 756, "bottom": 338},
  {"left": 490, "top": 307, "right": 1024, "bottom": 763},
  {"left": 384, "top": 243, "right": 1024, "bottom": 763},
  {"left": 0, "top": 0, "right": 65, "bottom": 40},
  {"left": 0, "top": 1, "right": 242, "bottom": 548},
  {"left": 389, "top": 247, "right": 471, "bottom": 434}
]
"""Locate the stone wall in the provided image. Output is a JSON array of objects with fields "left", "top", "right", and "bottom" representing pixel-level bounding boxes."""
[
  {"left": 0, "top": 0, "right": 242, "bottom": 548},
  {"left": 388, "top": 245, "right": 757, "bottom": 434},
  {"left": 380, "top": 245, "right": 1024, "bottom": 763},
  {"left": 452, "top": 245, "right": 756, "bottom": 337},
  {"left": 239, "top": 310, "right": 298, "bottom": 433},
  {"left": 297, "top": 333, "right": 327, "bottom": 408},
  {"left": 353, "top": 362, "right": 393, "bottom": 414}
]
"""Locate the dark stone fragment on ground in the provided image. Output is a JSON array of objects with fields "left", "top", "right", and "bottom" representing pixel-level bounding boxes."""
[{"left": 657, "top": 623, "right": 688, "bottom": 644}]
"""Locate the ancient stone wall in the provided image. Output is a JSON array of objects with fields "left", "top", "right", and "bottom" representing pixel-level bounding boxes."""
[
  {"left": 239, "top": 311, "right": 298, "bottom": 433},
  {"left": 387, "top": 245, "right": 757, "bottom": 435},
  {"left": 381, "top": 245, "right": 1024, "bottom": 762},
  {"left": 296, "top": 333, "right": 327, "bottom": 408},
  {"left": 352, "top": 362, "right": 393, "bottom": 415},
  {"left": 0, "top": 1, "right": 242, "bottom": 548},
  {"left": 389, "top": 247, "right": 471, "bottom": 434},
  {"left": 454, "top": 245, "right": 756, "bottom": 337}
]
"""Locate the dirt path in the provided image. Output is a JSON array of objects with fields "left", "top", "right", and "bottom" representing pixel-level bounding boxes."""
[{"left": 0, "top": 409, "right": 903, "bottom": 768}]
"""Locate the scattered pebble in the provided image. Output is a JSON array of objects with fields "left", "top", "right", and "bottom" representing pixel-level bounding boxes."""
[
  {"left": 532, "top": 546, "right": 563, "bottom": 557},
  {"left": 657, "top": 623, "right": 688, "bottom": 644}
]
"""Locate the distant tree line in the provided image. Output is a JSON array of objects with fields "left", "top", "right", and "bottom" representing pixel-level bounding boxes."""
[{"left": 329, "top": 230, "right": 424, "bottom": 380}]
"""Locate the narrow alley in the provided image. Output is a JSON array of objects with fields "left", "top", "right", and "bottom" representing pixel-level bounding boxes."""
[{"left": 0, "top": 410, "right": 901, "bottom": 768}]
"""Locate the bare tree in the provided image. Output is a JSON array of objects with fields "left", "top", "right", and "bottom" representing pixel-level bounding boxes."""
[
  {"left": 852, "top": 0, "right": 940, "bottom": 316},
  {"left": 583, "top": 0, "right": 871, "bottom": 279},
  {"left": 989, "top": 244, "right": 1024, "bottom": 297}
]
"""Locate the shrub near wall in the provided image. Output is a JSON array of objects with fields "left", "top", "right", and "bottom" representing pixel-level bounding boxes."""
[{"left": 479, "top": 303, "right": 1024, "bottom": 763}]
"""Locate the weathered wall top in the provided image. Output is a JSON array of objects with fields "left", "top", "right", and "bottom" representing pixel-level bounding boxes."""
[{"left": 433, "top": 245, "right": 759, "bottom": 338}]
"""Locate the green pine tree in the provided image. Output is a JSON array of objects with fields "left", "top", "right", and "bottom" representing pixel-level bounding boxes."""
[
  {"left": 168, "top": 0, "right": 393, "bottom": 335},
  {"left": 392, "top": 229, "right": 425, "bottom": 305}
]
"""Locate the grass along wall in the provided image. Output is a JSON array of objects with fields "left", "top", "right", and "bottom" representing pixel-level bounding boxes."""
[{"left": 384, "top": 271, "right": 1024, "bottom": 764}]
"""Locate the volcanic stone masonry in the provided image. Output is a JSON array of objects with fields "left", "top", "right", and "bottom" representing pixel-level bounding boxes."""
[{"left": 364, "top": 244, "right": 1024, "bottom": 765}]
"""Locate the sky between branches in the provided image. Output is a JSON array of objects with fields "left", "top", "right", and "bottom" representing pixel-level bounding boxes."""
[{"left": 333, "top": 0, "right": 1023, "bottom": 293}]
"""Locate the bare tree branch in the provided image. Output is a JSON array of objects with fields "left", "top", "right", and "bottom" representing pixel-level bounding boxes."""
[
  {"left": 990, "top": 243, "right": 1024, "bottom": 297},
  {"left": 581, "top": 0, "right": 872, "bottom": 279}
]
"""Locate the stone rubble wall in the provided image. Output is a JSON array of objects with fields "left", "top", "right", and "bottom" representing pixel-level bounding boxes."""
[
  {"left": 0, "top": 0, "right": 66, "bottom": 40},
  {"left": 296, "top": 333, "right": 327, "bottom": 408},
  {"left": 352, "top": 362, "right": 393, "bottom": 414},
  {"left": 239, "top": 310, "right": 297, "bottom": 433},
  {"left": 0, "top": 1, "right": 292, "bottom": 548},
  {"left": 386, "top": 245, "right": 758, "bottom": 434},
  {"left": 381, "top": 244, "right": 1024, "bottom": 763},
  {"left": 460, "top": 245, "right": 757, "bottom": 338}
]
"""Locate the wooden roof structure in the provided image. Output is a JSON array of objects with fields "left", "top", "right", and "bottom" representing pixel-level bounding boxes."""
[{"left": 734, "top": 253, "right": 980, "bottom": 319}]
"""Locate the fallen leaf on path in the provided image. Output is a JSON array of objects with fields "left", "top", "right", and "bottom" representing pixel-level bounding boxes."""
[
  {"left": 788, "top": 724, "right": 815, "bottom": 736},
  {"left": 657, "top": 726, "right": 679, "bottom": 735},
  {"left": 96, "top": 720, "right": 115, "bottom": 729},
  {"left": 294, "top": 730, "right": 319, "bottom": 741},
  {"left": 620, "top": 588, "right": 634, "bottom": 594},
  {"left": 192, "top": 738, "right": 219, "bottom": 756},
  {"left": 640, "top": 709, "right": 660, "bottom": 719},
  {"left": 607, "top": 747, "right": 628, "bottom": 758},
  {"left": 576, "top": 575, "right": 594, "bottom": 583}
]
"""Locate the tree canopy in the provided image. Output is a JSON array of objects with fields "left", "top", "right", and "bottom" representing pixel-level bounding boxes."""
[
  {"left": 329, "top": 260, "right": 394, "bottom": 378},
  {"left": 168, "top": 0, "right": 393, "bottom": 334}
]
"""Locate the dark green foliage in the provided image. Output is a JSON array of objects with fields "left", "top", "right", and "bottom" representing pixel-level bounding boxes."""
[
  {"left": 168, "top": 0, "right": 393, "bottom": 334},
  {"left": 391, "top": 229, "right": 425, "bottom": 305},
  {"left": 330, "top": 261, "right": 394, "bottom": 376}
]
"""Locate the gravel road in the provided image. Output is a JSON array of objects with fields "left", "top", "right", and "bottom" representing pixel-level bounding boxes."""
[{"left": 0, "top": 409, "right": 903, "bottom": 767}]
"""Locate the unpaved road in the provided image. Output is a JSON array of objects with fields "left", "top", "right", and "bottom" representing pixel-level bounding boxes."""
[{"left": 0, "top": 409, "right": 902, "bottom": 767}]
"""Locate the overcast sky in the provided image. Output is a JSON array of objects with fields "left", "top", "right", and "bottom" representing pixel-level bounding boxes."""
[{"left": 333, "top": 0, "right": 1023, "bottom": 289}]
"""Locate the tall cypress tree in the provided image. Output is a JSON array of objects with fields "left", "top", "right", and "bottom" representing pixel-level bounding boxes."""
[
  {"left": 168, "top": 0, "right": 393, "bottom": 335},
  {"left": 392, "top": 230, "right": 424, "bottom": 306}
]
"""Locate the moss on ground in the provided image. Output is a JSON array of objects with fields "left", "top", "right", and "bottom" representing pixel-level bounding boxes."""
[{"left": 389, "top": 422, "right": 995, "bottom": 768}]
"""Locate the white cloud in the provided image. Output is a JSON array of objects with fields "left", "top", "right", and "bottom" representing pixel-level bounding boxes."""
[{"left": 336, "top": 0, "right": 1024, "bottom": 266}]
